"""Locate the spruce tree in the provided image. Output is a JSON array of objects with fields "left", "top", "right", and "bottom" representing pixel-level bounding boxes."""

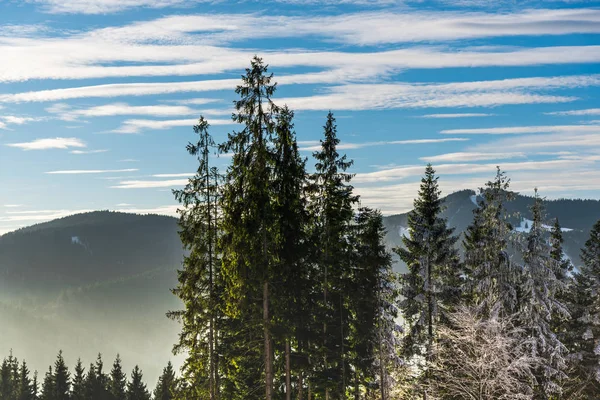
[
  {"left": 219, "top": 56, "right": 279, "bottom": 400},
  {"left": 307, "top": 111, "right": 359, "bottom": 398},
  {"left": 16, "top": 361, "right": 35, "bottom": 400},
  {"left": 566, "top": 219, "right": 600, "bottom": 396},
  {"left": 40, "top": 367, "right": 54, "bottom": 400},
  {"left": 169, "top": 116, "right": 223, "bottom": 400},
  {"left": 108, "top": 355, "right": 127, "bottom": 400},
  {"left": 0, "top": 352, "right": 16, "bottom": 399},
  {"left": 126, "top": 367, "right": 150, "bottom": 400},
  {"left": 152, "top": 362, "right": 176, "bottom": 400},
  {"left": 464, "top": 167, "right": 519, "bottom": 317},
  {"left": 70, "top": 360, "right": 85, "bottom": 400},
  {"left": 519, "top": 189, "right": 567, "bottom": 397},
  {"left": 85, "top": 355, "right": 109, "bottom": 400},
  {"left": 52, "top": 351, "right": 70, "bottom": 400},
  {"left": 394, "top": 164, "right": 459, "bottom": 397}
]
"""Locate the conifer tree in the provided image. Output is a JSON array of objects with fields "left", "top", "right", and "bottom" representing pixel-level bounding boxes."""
[
  {"left": 126, "top": 367, "right": 150, "bottom": 400},
  {"left": 40, "top": 367, "right": 54, "bottom": 400},
  {"left": 152, "top": 362, "right": 176, "bottom": 400},
  {"left": 108, "top": 356, "right": 127, "bottom": 400},
  {"left": 519, "top": 189, "right": 568, "bottom": 397},
  {"left": 70, "top": 360, "right": 85, "bottom": 400},
  {"left": 169, "top": 116, "right": 223, "bottom": 400},
  {"left": 52, "top": 352, "right": 70, "bottom": 400},
  {"left": 565, "top": 219, "right": 600, "bottom": 397},
  {"left": 0, "top": 351, "right": 17, "bottom": 399},
  {"left": 550, "top": 219, "right": 573, "bottom": 348},
  {"left": 464, "top": 167, "right": 518, "bottom": 317},
  {"left": 271, "top": 105, "right": 310, "bottom": 400},
  {"left": 219, "top": 56, "right": 280, "bottom": 400},
  {"left": 85, "top": 355, "right": 109, "bottom": 400},
  {"left": 394, "top": 164, "right": 459, "bottom": 391},
  {"left": 16, "top": 361, "right": 35, "bottom": 400},
  {"left": 307, "top": 111, "right": 359, "bottom": 398}
]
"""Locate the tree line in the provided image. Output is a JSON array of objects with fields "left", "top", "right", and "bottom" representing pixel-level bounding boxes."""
[{"left": 3, "top": 56, "right": 600, "bottom": 399}]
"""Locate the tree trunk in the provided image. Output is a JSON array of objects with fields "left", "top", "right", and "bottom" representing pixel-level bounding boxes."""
[
  {"left": 354, "top": 369, "right": 359, "bottom": 400},
  {"left": 298, "top": 370, "right": 304, "bottom": 400},
  {"left": 264, "top": 281, "right": 273, "bottom": 400},
  {"left": 286, "top": 340, "right": 292, "bottom": 400}
]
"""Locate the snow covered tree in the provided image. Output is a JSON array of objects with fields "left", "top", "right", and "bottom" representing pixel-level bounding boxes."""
[
  {"left": 108, "top": 355, "right": 127, "bottom": 400},
  {"left": 430, "top": 306, "right": 540, "bottom": 400},
  {"left": 394, "top": 164, "right": 460, "bottom": 394},
  {"left": 464, "top": 167, "right": 519, "bottom": 317},
  {"left": 564, "top": 219, "right": 600, "bottom": 397},
  {"left": 519, "top": 189, "right": 568, "bottom": 397},
  {"left": 126, "top": 367, "right": 150, "bottom": 400}
]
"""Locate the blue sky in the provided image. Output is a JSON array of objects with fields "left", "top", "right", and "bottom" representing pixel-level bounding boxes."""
[{"left": 1, "top": 0, "right": 600, "bottom": 234}]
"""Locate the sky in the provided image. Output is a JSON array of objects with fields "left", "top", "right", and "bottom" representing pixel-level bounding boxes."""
[{"left": 1, "top": 0, "right": 600, "bottom": 235}]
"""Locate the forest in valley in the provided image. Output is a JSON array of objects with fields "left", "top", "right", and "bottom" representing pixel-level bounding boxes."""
[{"left": 2, "top": 57, "right": 600, "bottom": 400}]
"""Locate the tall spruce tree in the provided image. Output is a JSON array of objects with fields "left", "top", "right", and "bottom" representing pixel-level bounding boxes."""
[
  {"left": 464, "top": 167, "right": 518, "bottom": 317},
  {"left": 16, "top": 361, "right": 35, "bottom": 400},
  {"left": 169, "top": 116, "right": 223, "bottom": 400},
  {"left": 40, "top": 367, "right": 54, "bottom": 400},
  {"left": 0, "top": 352, "right": 17, "bottom": 399},
  {"left": 219, "top": 56, "right": 279, "bottom": 400},
  {"left": 394, "top": 164, "right": 459, "bottom": 398},
  {"left": 307, "top": 111, "right": 359, "bottom": 399},
  {"left": 108, "top": 355, "right": 127, "bottom": 400},
  {"left": 126, "top": 367, "right": 149, "bottom": 400},
  {"left": 70, "top": 360, "right": 85, "bottom": 400},
  {"left": 152, "top": 362, "right": 176, "bottom": 400},
  {"left": 271, "top": 105, "right": 310, "bottom": 400},
  {"left": 52, "top": 352, "right": 70, "bottom": 400},
  {"left": 519, "top": 190, "right": 568, "bottom": 397},
  {"left": 566, "top": 219, "right": 600, "bottom": 397}
]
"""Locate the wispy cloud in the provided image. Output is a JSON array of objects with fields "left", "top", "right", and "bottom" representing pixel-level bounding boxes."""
[
  {"left": 111, "top": 118, "right": 237, "bottom": 134},
  {"left": 32, "top": 0, "right": 202, "bottom": 14},
  {"left": 152, "top": 173, "right": 193, "bottom": 178},
  {"left": 420, "top": 152, "right": 526, "bottom": 162},
  {"left": 46, "top": 168, "right": 139, "bottom": 174},
  {"left": 545, "top": 108, "right": 600, "bottom": 116},
  {"left": 441, "top": 124, "right": 600, "bottom": 135},
  {"left": 6, "top": 137, "right": 86, "bottom": 150},
  {"left": 70, "top": 149, "right": 108, "bottom": 154},
  {"left": 299, "top": 138, "right": 469, "bottom": 152},
  {"left": 418, "top": 113, "right": 494, "bottom": 118},
  {"left": 111, "top": 179, "right": 188, "bottom": 188}
]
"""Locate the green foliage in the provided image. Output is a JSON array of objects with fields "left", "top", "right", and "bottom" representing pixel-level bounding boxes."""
[
  {"left": 126, "top": 367, "right": 149, "bottom": 400},
  {"left": 52, "top": 352, "right": 70, "bottom": 400},
  {"left": 152, "top": 362, "right": 176, "bottom": 400},
  {"left": 70, "top": 360, "right": 85, "bottom": 400},
  {"left": 108, "top": 355, "right": 127, "bottom": 400}
]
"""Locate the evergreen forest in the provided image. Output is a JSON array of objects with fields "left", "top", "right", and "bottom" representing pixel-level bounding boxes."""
[{"left": 3, "top": 57, "right": 600, "bottom": 400}]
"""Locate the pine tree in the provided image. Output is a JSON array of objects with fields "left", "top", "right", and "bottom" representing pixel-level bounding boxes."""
[
  {"left": 565, "top": 219, "right": 600, "bottom": 397},
  {"left": 40, "top": 367, "right": 54, "bottom": 400},
  {"left": 168, "top": 116, "right": 223, "bottom": 399},
  {"left": 270, "top": 105, "right": 311, "bottom": 400},
  {"left": 307, "top": 111, "right": 359, "bottom": 399},
  {"left": 126, "top": 367, "right": 150, "bottom": 400},
  {"left": 219, "top": 56, "right": 280, "bottom": 400},
  {"left": 394, "top": 164, "right": 460, "bottom": 394},
  {"left": 464, "top": 167, "right": 519, "bottom": 317},
  {"left": 16, "top": 361, "right": 35, "bottom": 400},
  {"left": 70, "top": 360, "right": 85, "bottom": 400},
  {"left": 550, "top": 219, "right": 574, "bottom": 350},
  {"left": 152, "top": 362, "right": 176, "bottom": 400},
  {"left": 519, "top": 189, "right": 568, "bottom": 397},
  {"left": 52, "top": 351, "right": 70, "bottom": 400},
  {"left": 550, "top": 218, "right": 573, "bottom": 285},
  {"left": 0, "top": 351, "right": 17, "bottom": 399},
  {"left": 85, "top": 355, "right": 109, "bottom": 400},
  {"left": 108, "top": 356, "right": 127, "bottom": 400}
]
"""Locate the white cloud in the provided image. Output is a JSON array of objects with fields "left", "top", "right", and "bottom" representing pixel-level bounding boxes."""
[
  {"left": 46, "top": 168, "right": 138, "bottom": 174},
  {"left": 545, "top": 108, "right": 600, "bottom": 116},
  {"left": 70, "top": 149, "right": 108, "bottom": 154},
  {"left": 152, "top": 173, "right": 194, "bottom": 178},
  {"left": 420, "top": 152, "right": 526, "bottom": 162},
  {"left": 441, "top": 124, "right": 600, "bottom": 135},
  {"left": 299, "top": 138, "right": 469, "bottom": 152},
  {"left": 6, "top": 137, "right": 86, "bottom": 150},
  {"left": 111, "top": 118, "right": 236, "bottom": 134},
  {"left": 47, "top": 102, "right": 219, "bottom": 120},
  {"left": 111, "top": 179, "right": 188, "bottom": 188},
  {"left": 32, "top": 0, "right": 200, "bottom": 14},
  {"left": 3, "top": 204, "right": 23, "bottom": 208},
  {"left": 419, "top": 113, "right": 494, "bottom": 118}
]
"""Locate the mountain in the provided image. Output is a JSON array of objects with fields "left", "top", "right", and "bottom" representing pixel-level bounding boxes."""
[{"left": 1, "top": 192, "right": 599, "bottom": 384}]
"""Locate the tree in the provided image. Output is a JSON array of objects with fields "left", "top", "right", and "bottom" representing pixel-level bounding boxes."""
[
  {"left": 430, "top": 306, "right": 540, "bottom": 400},
  {"left": 16, "top": 361, "right": 35, "bottom": 400},
  {"left": 394, "top": 164, "right": 460, "bottom": 395},
  {"left": 464, "top": 167, "right": 519, "bottom": 317},
  {"left": 564, "top": 219, "right": 600, "bottom": 397},
  {"left": 52, "top": 351, "right": 70, "bottom": 400},
  {"left": 0, "top": 351, "right": 18, "bottom": 400},
  {"left": 108, "top": 355, "right": 127, "bottom": 400},
  {"left": 152, "top": 362, "right": 176, "bottom": 400},
  {"left": 219, "top": 56, "right": 280, "bottom": 400},
  {"left": 169, "top": 116, "right": 223, "bottom": 400},
  {"left": 307, "top": 111, "right": 359, "bottom": 399},
  {"left": 40, "top": 367, "right": 54, "bottom": 400},
  {"left": 519, "top": 189, "right": 568, "bottom": 397},
  {"left": 126, "top": 367, "right": 150, "bottom": 400},
  {"left": 70, "top": 360, "right": 85, "bottom": 400},
  {"left": 85, "top": 355, "right": 109, "bottom": 400}
]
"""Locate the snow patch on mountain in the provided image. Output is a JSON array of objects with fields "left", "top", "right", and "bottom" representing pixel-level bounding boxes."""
[
  {"left": 469, "top": 194, "right": 480, "bottom": 207},
  {"left": 398, "top": 226, "right": 410, "bottom": 238},
  {"left": 514, "top": 218, "right": 573, "bottom": 233}
]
